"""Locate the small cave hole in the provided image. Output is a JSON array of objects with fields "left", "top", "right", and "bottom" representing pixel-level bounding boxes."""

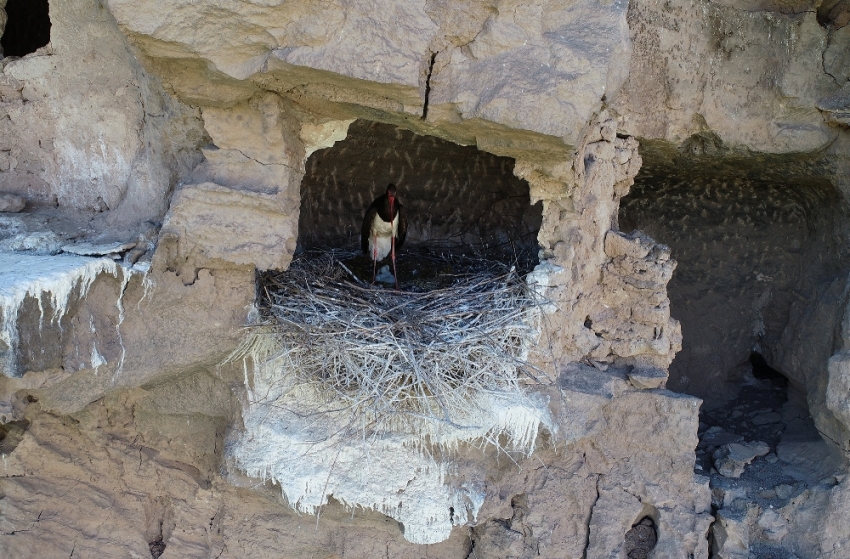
[
  {"left": 144, "top": 499, "right": 174, "bottom": 559},
  {"left": 624, "top": 516, "right": 657, "bottom": 559},
  {"left": 749, "top": 350, "right": 787, "bottom": 386},
  {"left": 148, "top": 536, "right": 166, "bottom": 559},
  {"left": 0, "top": 419, "right": 30, "bottom": 455},
  {"left": 0, "top": 0, "right": 51, "bottom": 58}
]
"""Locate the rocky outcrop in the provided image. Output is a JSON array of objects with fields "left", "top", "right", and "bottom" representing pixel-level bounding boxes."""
[
  {"left": 613, "top": 0, "right": 844, "bottom": 154},
  {"left": 0, "top": 0, "right": 206, "bottom": 232},
  {"left": 104, "top": 0, "right": 631, "bottom": 148},
  {"left": 521, "top": 112, "right": 680, "bottom": 374},
  {"left": 0, "top": 359, "right": 710, "bottom": 558}
]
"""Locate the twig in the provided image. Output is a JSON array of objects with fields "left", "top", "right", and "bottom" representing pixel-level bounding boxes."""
[{"left": 338, "top": 260, "right": 368, "bottom": 287}]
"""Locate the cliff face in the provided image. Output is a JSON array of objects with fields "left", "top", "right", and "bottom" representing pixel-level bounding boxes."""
[{"left": 1, "top": 0, "right": 849, "bottom": 557}]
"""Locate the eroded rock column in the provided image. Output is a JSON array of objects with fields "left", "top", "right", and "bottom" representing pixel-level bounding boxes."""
[{"left": 523, "top": 111, "right": 680, "bottom": 383}]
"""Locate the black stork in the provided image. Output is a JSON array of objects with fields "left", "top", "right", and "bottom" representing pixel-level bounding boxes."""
[{"left": 361, "top": 183, "right": 408, "bottom": 288}]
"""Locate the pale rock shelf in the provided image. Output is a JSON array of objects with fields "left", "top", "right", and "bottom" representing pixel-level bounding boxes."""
[{"left": 0, "top": 252, "right": 124, "bottom": 377}]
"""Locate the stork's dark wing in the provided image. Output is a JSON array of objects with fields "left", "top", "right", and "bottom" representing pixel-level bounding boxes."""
[
  {"left": 395, "top": 202, "right": 408, "bottom": 251},
  {"left": 361, "top": 204, "right": 378, "bottom": 254}
]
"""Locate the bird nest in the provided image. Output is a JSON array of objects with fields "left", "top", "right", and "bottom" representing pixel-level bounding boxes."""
[{"left": 232, "top": 248, "right": 552, "bottom": 444}]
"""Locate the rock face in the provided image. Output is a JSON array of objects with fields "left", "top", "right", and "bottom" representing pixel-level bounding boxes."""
[
  {"left": 0, "top": 193, "right": 24, "bottom": 212},
  {"left": 0, "top": 362, "right": 711, "bottom": 558},
  {"left": 613, "top": 0, "right": 841, "bottom": 154},
  {"left": 104, "top": 0, "right": 632, "bottom": 147},
  {"left": 713, "top": 441, "right": 770, "bottom": 478},
  {"left": 0, "top": 0, "right": 206, "bottom": 231},
  {"left": 0, "top": 0, "right": 849, "bottom": 557}
]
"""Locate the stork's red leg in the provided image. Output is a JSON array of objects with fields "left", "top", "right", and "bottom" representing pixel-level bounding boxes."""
[{"left": 391, "top": 234, "right": 399, "bottom": 289}]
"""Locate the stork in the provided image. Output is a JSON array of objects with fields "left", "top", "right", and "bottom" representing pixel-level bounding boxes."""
[{"left": 361, "top": 183, "right": 408, "bottom": 288}]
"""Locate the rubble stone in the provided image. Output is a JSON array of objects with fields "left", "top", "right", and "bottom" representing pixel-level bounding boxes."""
[{"left": 713, "top": 441, "right": 770, "bottom": 478}]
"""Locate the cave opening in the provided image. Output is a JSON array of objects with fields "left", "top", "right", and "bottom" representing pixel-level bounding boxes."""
[
  {"left": 297, "top": 120, "right": 543, "bottom": 284},
  {"left": 620, "top": 151, "right": 848, "bottom": 408},
  {"left": 244, "top": 121, "right": 550, "bottom": 506},
  {"left": 0, "top": 0, "right": 51, "bottom": 58},
  {"left": 620, "top": 146, "right": 850, "bottom": 533}
]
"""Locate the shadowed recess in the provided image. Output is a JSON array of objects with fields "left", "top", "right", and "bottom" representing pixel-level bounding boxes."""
[
  {"left": 620, "top": 154, "right": 849, "bottom": 405},
  {"left": 297, "top": 120, "right": 542, "bottom": 270},
  {"left": 1, "top": 0, "right": 51, "bottom": 57}
]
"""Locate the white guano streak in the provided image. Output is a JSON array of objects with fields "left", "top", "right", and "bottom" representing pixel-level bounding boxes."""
[
  {"left": 0, "top": 253, "right": 129, "bottom": 377},
  {"left": 233, "top": 346, "right": 554, "bottom": 545}
]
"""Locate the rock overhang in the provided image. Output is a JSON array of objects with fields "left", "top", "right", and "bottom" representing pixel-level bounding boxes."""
[{"left": 103, "top": 0, "right": 633, "bottom": 150}]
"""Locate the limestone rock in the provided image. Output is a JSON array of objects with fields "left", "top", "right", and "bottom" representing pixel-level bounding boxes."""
[
  {"left": 628, "top": 367, "right": 668, "bottom": 390},
  {"left": 585, "top": 487, "right": 644, "bottom": 559},
  {"left": 604, "top": 230, "right": 654, "bottom": 260},
  {"left": 159, "top": 182, "right": 298, "bottom": 271},
  {"left": 0, "top": 253, "right": 122, "bottom": 377},
  {"left": 0, "top": 0, "right": 205, "bottom": 227},
  {"left": 202, "top": 94, "right": 304, "bottom": 169},
  {"left": 593, "top": 230, "right": 681, "bottom": 369},
  {"left": 62, "top": 240, "right": 136, "bottom": 257},
  {"left": 300, "top": 119, "right": 355, "bottom": 158},
  {"left": 756, "top": 509, "right": 789, "bottom": 542},
  {"left": 823, "top": 25, "right": 850, "bottom": 83},
  {"left": 827, "top": 350, "right": 850, "bottom": 437},
  {"left": 818, "top": 82, "right": 850, "bottom": 127},
  {"left": 0, "top": 231, "right": 62, "bottom": 254},
  {"left": 103, "top": 0, "right": 635, "bottom": 147},
  {"left": 0, "top": 193, "right": 25, "bottom": 212},
  {"left": 710, "top": 509, "right": 750, "bottom": 559},
  {"left": 612, "top": 1, "right": 839, "bottom": 153},
  {"left": 711, "top": 481, "right": 750, "bottom": 509},
  {"left": 713, "top": 441, "right": 770, "bottom": 478},
  {"left": 428, "top": 0, "right": 631, "bottom": 143},
  {"left": 776, "top": 475, "right": 850, "bottom": 558},
  {"left": 776, "top": 432, "right": 846, "bottom": 481}
]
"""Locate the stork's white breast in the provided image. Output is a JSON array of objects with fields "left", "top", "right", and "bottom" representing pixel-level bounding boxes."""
[{"left": 369, "top": 215, "right": 398, "bottom": 261}]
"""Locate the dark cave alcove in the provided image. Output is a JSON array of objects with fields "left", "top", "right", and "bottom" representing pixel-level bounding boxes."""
[
  {"left": 297, "top": 120, "right": 543, "bottom": 273},
  {"left": 0, "top": 0, "right": 51, "bottom": 58},
  {"left": 619, "top": 148, "right": 849, "bottom": 408}
]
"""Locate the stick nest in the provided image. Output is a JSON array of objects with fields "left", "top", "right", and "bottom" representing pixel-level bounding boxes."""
[{"left": 238, "top": 249, "right": 550, "bottom": 436}]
